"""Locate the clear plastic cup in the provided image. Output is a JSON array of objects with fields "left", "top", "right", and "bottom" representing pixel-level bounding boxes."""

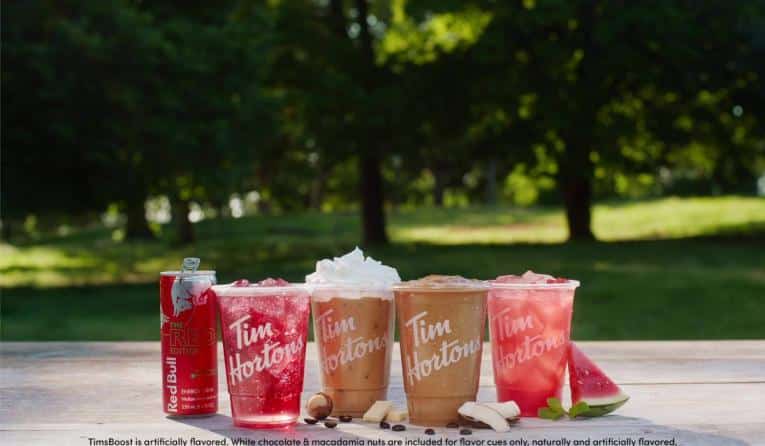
[
  {"left": 310, "top": 284, "right": 395, "bottom": 416},
  {"left": 487, "top": 276, "right": 579, "bottom": 416},
  {"left": 214, "top": 280, "right": 310, "bottom": 428},
  {"left": 393, "top": 275, "right": 488, "bottom": 426}
]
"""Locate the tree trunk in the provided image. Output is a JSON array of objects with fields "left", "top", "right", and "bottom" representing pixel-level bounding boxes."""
[
  {"left": 433, "top": 168, "right": 446, "bottom": 207},
  {"left": 171, "top": 196, "right": 195, "bottom": 244},
  {"left": 360, "top": 152, "right": 388, "bottom": 245},
  {"left": 485, "top": 158, "right": 498, "bottom": 206},
  {"left": 1, "top": 220, "right": 11, "bottom": 241},
  {"left": 125, "top": 196, "right": 154, "bottom": 240},
  {"left": 310, "top": 172, "right": 327, "bottom": 210},
  {"left": 559, "top": 135, "right": 596, "bottom": 241},
  {"left": 560, "top": 173, "right": 595, "bottom": 241},
  {"left": 211, "top": 197, "right": 228, "bottom": 219},
  {"left": 355, "top": 0, "right": 388, "bottom": 245},
  {"left": 555, "top": 0, "right": 599, "bottom": 242},
  {"left": 257, "top": 198, "right": 271, "bottom": 214},
  {"left": 329, "top": 0, "right": 346, "bottom": 36},
  {"left": 390, "top": 158, "right": 403, "bottom": 211}
]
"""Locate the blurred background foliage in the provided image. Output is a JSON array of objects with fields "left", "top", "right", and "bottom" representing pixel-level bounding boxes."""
[{"left": 1, "top": 0, "right": 764, "bottom": 340}]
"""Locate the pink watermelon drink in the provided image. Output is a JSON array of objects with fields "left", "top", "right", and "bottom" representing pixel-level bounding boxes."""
[
  {"left": 214, "top": 279, "right": 310, "bottom": 429},
  {"left": 488, "top": 271, "right": 579, "bottom": 417}
]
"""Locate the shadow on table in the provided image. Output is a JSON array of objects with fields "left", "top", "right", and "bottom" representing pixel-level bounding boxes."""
[
  {"left": 172, "top": 414, "right": 751, "bottom": 446},
  {"left": 170, "top": 414, "right": 374, "bottom": 442}
]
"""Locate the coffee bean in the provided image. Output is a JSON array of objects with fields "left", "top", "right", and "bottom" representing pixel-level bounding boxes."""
[
  {"left": 379, "top": 421, "right": 390, "bottom": 429},
  {"left": 446, "top": 422, "right": 459, "bottom": 428},
  {"left": 304, "top": 418, "right": 318, "bottom": 425},
  {"left": 392, "top": 424, "right": 406, "bottom": 431},
  {"left": 339, "top": 416, "right": 352, "bottom": 422},
  {"left": 460, "top": 428, "right": 472, "bottom": 435},
  {"left": 324, "top": 421, "right": 338, "bottom": 428},
  {"left": 424, "top": 428, "right": 435, "bottom": 435}
]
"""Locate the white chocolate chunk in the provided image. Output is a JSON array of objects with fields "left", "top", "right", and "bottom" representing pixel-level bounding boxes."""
[
  {"left": 386, "top": 409, "right": 408, "bottom": 422},
  {"left": 483, "top": 401, "right": 521, "bottom": 420},
  {"left": 458, "top": 402, "right": 510, "bottom": 432},
  {"left": 363, "top": 401, "right": 394, "bottom": 423}
]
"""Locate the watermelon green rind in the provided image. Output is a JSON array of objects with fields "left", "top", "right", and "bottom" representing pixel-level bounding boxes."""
[
  {"left": 577, "top": 394, "right": 630, "bottom": 407},
  {"left": 577, "top": 396, "right": 629, "bottom": 417},
  {"left": 568, "top": 342, "right": 629, "bottom": 417}
]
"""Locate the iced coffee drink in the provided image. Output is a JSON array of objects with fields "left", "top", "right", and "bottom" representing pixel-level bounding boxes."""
[
  {"left": 307, "top": 248, "right": 400, "bottom": 416},
  {"left": 393, "top": 275, "right": 488, "bottom": 426}
]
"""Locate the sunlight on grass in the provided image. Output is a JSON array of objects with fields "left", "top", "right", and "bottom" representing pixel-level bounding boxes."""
[
  {"left": 0, "top": 244, "right": 95, "bottom": 270},
  {"left": 391, "top": 196, "right": 765, "bottom": 245},
  {"left": 0, "top": 244, "right": 103, "bottom": 286},
  {"left": 3, "top": 197, "right": 765, "bottom": 340},
  {"left": 391, "top": 223, "right": 567, "bottom": 244},
  {"left": 594, "top": 196, "right": 765, "bottom": 240},
  {"left": 1, "top": 196, "right": 763, "bottom": 287}
]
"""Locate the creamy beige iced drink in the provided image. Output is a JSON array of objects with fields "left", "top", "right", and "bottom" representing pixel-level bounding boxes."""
[
  {"left": 394, "top": 275, "right": 488, "bottom": 426},
  {"left": 307, "top": 248, "right": 400, "bottom": 416}
]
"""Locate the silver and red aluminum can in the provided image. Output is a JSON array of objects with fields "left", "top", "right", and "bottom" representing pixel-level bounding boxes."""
[{"left": 160, "top": 264, "right": 218, "bottom": 416}]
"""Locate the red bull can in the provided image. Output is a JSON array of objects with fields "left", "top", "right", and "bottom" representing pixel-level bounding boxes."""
[{"left": 160, "top": 258, "right": 217, "bottom": 416}]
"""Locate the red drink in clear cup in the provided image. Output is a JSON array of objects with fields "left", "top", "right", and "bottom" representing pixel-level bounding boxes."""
[
  {"left": 213, "top": 279, "right": 310, "bottom": 429},
  {"left": 488, "top": 271, "right": 579, "bottom": 417}
]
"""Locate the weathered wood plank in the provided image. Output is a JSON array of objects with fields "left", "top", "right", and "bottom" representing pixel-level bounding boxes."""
[
  {"left": 5, "top": 340, "right": 765, "bottom": 359},
  {"left": 1, "top": 342, "right": 764, "bottom": 445}
]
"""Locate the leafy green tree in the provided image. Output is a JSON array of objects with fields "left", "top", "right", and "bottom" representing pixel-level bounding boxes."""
[
  {"left": 3, "top": 0, "right": 279, "bottom": 244},
  {"left": 263, "top": 0, "right": 405, "bottom": 244},
  {"left": 3, "top": 1, "right": 163, "bottom": 239},
  {"left": 383, "top": 0, "right": 765, "bottom": 239},
  {"left": 153, "top": 11, "right": 278, "bottom": 243},
  {"left": 380, "top": 2, "right": 539, "bottom": 207},
  {"left": 507, "top": 0, "right": 763, "bottom": 239}
]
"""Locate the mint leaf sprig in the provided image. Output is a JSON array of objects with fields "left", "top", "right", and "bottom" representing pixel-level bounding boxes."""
[
  {"left": 568, "top": 401, "right": 590, "bottom": 418},
  {"left": 538, "top": 398, "right": 565, "bottom": 420},
  {"left": 537, "top": 398, "right": 590, "bottom": 420}
]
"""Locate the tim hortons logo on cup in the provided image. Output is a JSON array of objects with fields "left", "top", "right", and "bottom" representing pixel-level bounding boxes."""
[
  {"left": 226, "top": 315, "right": 304, "bottom": 386},
  {"left": 316, "top": 309, "right": 387, "bottom": 372},
  {"left": 403, "top": 311, "right": 481, "bottom": 385},
  {"left": 490, "top": 307, "right": 565, "bottom": 369}
]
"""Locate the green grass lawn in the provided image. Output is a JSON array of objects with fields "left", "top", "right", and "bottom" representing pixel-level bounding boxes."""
[{"left": 2, "top": 196, "right": 764, "bottom": 341}]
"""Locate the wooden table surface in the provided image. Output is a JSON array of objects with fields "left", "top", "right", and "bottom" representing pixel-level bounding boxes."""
[{"left": 2, "top": 341, "right": 764, "bottom": 446}]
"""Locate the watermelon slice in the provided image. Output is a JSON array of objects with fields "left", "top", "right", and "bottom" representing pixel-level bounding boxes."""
[{"left": 568, "top": 342, "right": 629, "bottom": 417}]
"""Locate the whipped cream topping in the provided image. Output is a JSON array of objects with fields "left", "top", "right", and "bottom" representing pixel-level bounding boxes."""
[{"left": 306, "top": 247, "right": 401, "bottom": 287}]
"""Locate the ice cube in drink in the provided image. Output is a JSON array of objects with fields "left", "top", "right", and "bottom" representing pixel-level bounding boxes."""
[
  {"left": 488, "top": 272, "right": 579, "bottom": 416},
  {"left": 214, "top": 278, "right": 310, "bottom": 428}
]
